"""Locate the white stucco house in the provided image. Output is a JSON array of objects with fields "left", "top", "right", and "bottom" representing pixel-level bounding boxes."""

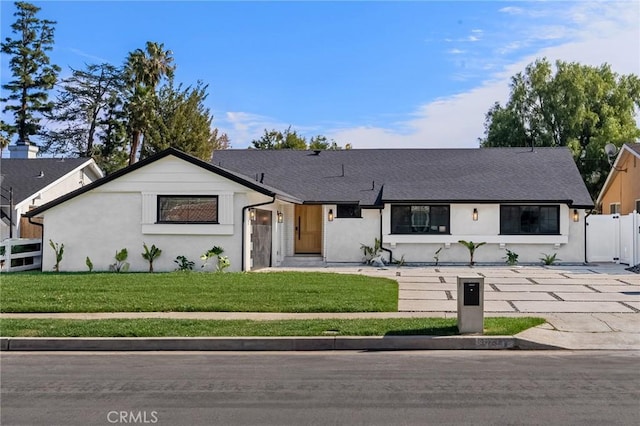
[
  {"left": 1, "top": 142, "right": 103, "bottom": 240},
  {"left": 25, "top": 147, "right": 594, "bottom": 272}
]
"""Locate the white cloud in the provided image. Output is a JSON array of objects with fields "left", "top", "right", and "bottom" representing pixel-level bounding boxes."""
[
  {"left": 327, "top": 82, "right": 508, "bottom": 149},
  {"left": 499, "top": 7, "right": 524, "bottom": 15},
  {"left": 218, "top": 1, "right": 639, "bottom": 150},
  {"left": 325, "top": 1, "right": 640, "bottom": 149},
  {"left": 217, "top": 112, "right": 281, "bottom": 148},
  {"left": 67, "top": 48, "right": 110, "bottom": 64}
]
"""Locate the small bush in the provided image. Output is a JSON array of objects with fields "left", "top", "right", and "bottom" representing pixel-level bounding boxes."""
[
  {"left": 49, "top": 240, "right": 64, "bottom": 272},
  {"left": 109, "top": 248, "right": 130, "bottom": 273},
  {"left": 174, "top": 255, "right": 195, "bottom": 271},
  {"left": 503, "top": 249, "right": 519, "bottom": 266},
  {"left": 540, "top": 253, "right": 559, "bottom": 265}
]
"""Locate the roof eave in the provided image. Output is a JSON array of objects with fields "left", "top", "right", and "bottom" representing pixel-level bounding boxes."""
[
  {"left": 13, "top": 159, "right": 100, "bottom": 210},
  {"left": 381, "top": 198, "right": 594, "bottom": 208},
  {"left": 595, "top": 146, "right": 636, "bottom": 206}
]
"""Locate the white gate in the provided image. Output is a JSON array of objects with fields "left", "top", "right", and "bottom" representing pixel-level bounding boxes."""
[
  {"left": 0, "top": 238, "right": 43, "bottom": 272},
  {"left": 586, "top": 212, "right": 640, "bottom": 265}
]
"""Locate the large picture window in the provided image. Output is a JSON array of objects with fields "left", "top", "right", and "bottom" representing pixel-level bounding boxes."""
[
  {"left": 391, "top": 205, "right": 450, "bottom": 234},
  {"left": 500, "top": 205, "right": 559, "bottom": 235},
  {"left": 158, "top": 196, "right": 218, "bottom": 223}
]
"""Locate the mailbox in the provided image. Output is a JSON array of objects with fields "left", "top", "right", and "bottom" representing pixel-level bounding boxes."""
[
  {"left": 457, "top": 276, "right": 484, "bottom": 334},
  {"left": 464, "top": 282, "right": 480, "bottom": 306}
]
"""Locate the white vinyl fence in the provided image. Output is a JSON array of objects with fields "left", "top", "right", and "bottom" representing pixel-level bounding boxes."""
[
  {"left": 0, "top": 238, "right": 42, "bottom": 272},
  {"left": 586, "top": 212, "right": 640, "bottom": 266}
]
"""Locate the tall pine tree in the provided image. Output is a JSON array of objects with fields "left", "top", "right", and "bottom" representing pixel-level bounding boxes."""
[
  {"left": 1, "top": 1, "right": 60, "bottom": 146},
  {"left": 43, "top": 63, "right": 124, "bottom": 157}
]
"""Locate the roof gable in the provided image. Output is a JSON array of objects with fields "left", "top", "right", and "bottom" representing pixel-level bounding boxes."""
[
  {"left": 596, "top": 143, "right": 640, "bottom": 205},
  {"left": 0, "top": 157, "right": 99, "bottom": 205},
  {"left": 25, "top": 148, "right": 298, "bottom": 218}
]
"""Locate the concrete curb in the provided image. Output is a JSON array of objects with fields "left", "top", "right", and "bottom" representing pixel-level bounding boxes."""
[{"left": 0, "top": 336, "right": 562, "bottom": 352}]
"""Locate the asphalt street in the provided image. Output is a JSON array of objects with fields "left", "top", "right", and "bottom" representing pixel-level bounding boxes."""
[{"left": 1, "top": 351, "right": 639, "bottom": 426}]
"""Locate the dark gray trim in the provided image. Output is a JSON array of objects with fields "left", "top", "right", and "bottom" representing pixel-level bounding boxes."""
[{"left": 157, "top": 195, "right": 219, "bottom": 224}]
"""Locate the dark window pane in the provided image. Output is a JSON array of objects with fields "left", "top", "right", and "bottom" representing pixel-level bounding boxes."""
[
  {"left": 337, "top": 204, "right": 361, "bottom": 218},
  {"left": 391, "top": 205, "right": 449, "bottom": 234},
  {"left": 500, "top": 205, "right": 559, "bottom": 235},
  {"left": 520, "top": 206, "right": 539, "bottom": 233},
  {"left": 158, "top": 196, "right": 218, "bottom": 223}
]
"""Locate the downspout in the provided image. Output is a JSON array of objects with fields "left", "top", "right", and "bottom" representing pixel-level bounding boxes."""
[
  {"left": 27, "top": 215, "right": 45, "bottom": 271},
  {"left": 9, "top": 187, "right": 14, "bottom": 239},
  {"left": 241, "top": 195, "right": 276, "bottom": 272},
  {"left": 379, "top": 209, "right": 393, "bottom": 263},
  {"left": 584, "top": 209, "right": 593, "bottom": 265}
]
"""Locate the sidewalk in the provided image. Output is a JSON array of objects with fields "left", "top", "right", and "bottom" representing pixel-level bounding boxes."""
[{"left": 1, "top": 264, "right": 639, "bottom": 351}]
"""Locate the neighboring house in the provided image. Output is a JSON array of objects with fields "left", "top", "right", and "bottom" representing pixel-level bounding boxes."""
[
  {"left": 596, "top": 143, "right": 640, "bottom": 215},
  {"left": 1, "top": 144, "right": 104, "bottom": 240},
  {"left": 25, "top": 147, "right": 593, "bottom": 272}
]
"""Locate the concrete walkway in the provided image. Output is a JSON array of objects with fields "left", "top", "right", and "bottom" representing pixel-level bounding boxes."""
[{"left": 2, "top": 264, "right": 639, "bottom": 350}]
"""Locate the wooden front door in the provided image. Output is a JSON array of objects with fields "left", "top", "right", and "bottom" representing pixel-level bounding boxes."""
[{"left": 294, "top": 205, "right": 322, "bottom": 254}]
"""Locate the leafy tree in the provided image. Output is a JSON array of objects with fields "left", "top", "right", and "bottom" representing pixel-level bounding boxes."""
[
  {"left": 309, "top": 135, "right": 341, "bottom": 150},
  {"left": 124, "top": 41, "right": 175, "bottom": 165},
  {"left": 42, "top": 63, "right": 124, "bottom": 157},
  {"left": 0, "top": 120, "right": 15, "bottom": 157},
  {"left": 1, "top": 1, "right": 60, "bottom": 146},
  {"left": 211, "top": 128, "right": 231, "bottom": 150},
  {"left": 142, "top": 80, "right": 229, "bottom": 161},
  {"left": 252, "top": 127, "right": 343, "bottom": 150},
  {"left": 480, "top": 58, "right": 640, "bottom": 199},
  {"left": 252, "top": 126, "right": 307, "bottom": 150}
]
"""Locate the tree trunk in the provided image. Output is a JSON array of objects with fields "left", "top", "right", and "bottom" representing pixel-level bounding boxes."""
[{"left": 129, "top": 130, "right": 140, "bottom": 165}]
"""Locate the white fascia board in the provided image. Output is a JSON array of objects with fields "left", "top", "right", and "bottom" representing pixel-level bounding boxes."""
[
  {"left": 13, "top": 159, "right": 101, "bottom": 211},
  {"left": 596, "top": 145, "right": 637, "bottom": 206}
]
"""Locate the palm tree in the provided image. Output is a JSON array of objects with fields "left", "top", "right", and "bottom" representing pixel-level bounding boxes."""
[{"left": 124, "top": 41, "right": 174, "bottom": 165}]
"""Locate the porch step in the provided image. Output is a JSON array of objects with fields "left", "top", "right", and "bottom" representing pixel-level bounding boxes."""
[{"left": 281, "top": 256, "right": 326, "bottom": 267}]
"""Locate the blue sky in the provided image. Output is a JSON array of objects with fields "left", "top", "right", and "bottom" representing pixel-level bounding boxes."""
[{"left": 1, "top": 1, "right": 639, "bottom": 150}]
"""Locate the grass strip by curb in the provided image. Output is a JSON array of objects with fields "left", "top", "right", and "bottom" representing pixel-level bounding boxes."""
[
  {"left": 0, "top": 317, "right": 545, "bottom": 337},
  {"left": 0, "top": 272, "right": 397, "bottom": 313}
]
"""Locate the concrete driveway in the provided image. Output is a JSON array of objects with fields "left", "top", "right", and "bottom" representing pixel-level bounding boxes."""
[
  {"left": 279, "top": 263, "right": 640, "bottom": 349},
  {"left": 332, "top": 264, "right": 640, "bottom": 314}
]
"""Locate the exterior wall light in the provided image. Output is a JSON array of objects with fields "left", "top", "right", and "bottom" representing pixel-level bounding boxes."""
[
  {"left": 328, "top": 209, "right": 334, "bottom": 222},
  {"left": 277, "top": 211, "right": 283, "bottom": 223},
  {"left": 472, "top": 208, "right": 478, "bottom": 221},
  {"left": 249, "top": 209, "right": 256, "bottom": 222},
  {"left": 573, "top": 209, "right": 579, "bottom": 222}
]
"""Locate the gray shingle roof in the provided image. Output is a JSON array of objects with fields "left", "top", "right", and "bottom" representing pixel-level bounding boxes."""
[
  {"left": 213, "top": 148, "right": 594, "bottom": 208},
  {"left": 0, "top": 158, "right": 93, "bottom": 205}
]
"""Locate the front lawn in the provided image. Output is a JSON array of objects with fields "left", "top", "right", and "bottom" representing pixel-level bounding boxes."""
[
  {"left": 0, "top": 317, "right": 545, "bottom": 337},
  {"left": 0, "top": 272, "right": 398, "bottom": 313}
]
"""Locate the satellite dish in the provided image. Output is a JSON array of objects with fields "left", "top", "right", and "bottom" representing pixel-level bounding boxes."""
[{"left": 604, "top": 143, "right": 618, "bottom": 157}]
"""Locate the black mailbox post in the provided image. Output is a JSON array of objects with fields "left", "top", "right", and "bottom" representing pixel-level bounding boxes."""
[{"left": 464, "top": 282, "right": 480, "bottom": 306}]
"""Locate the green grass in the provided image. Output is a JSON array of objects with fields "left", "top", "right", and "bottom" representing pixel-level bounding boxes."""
[
  {"left": 0, "top": 272, "right": 398, "bottom": 313},
  {"left": 0, "top": 317, "right": 545, "bottom": 337}
]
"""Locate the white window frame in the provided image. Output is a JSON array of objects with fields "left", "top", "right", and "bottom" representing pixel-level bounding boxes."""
[{"left": 609, "top": 203, "right": 621, "bottom": 214}]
